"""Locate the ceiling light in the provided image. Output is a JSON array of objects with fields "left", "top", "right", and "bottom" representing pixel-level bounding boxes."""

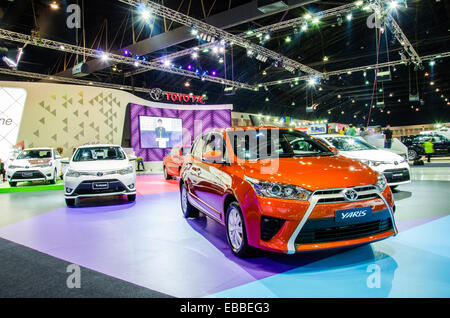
[
  {"left": 50, "top": 1, "right": 59, "bottom": 10},
  {"left": 346, "top": 13, "right": 353, "bottom": 21}
]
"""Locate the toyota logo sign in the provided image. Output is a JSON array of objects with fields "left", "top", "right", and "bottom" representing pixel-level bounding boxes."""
[{"left": 343, "top": 188, "right": 358, "bottom": 201}]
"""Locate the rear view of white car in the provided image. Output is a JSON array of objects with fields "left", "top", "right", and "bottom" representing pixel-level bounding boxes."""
[
  {"left": 63, "top": 145, "right": 136, "bottom": 207},
  {"left": 6, "top": 148, "right": 62, "bottom": 187},
  {"left": 316, "top": 135, "right": 411, "bottom": 188}
]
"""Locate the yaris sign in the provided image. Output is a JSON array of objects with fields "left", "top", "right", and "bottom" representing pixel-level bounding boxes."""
[{"left": 149, "top": 88, "right": 205, "bottom": 104}]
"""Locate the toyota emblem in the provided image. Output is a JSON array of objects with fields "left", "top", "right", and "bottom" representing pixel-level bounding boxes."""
[
  {"left": 149, "top": 88, "right": 164, "bottom": 101},
  {"left": 343, "top": 188, "right": 358, "bottom": 201},
  {"left": 97, "top": 172, "right": 104, "bottom": 177}
]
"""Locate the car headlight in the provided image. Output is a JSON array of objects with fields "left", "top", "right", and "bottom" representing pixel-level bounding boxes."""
[
  {"left": 118, "top": 166, "right": 134, "bottom": 175},
  {"left": 359, "top": 159, "right": 390, "bottom": 167},
  {"left": 66, "top": 169, "right": 81, "bottom": 178},
  {"left": 244, "top": 176, "right": 311, "bottom": 201},
  {"left": 376, "top": 173, "right": 387, "bottom": 191}
]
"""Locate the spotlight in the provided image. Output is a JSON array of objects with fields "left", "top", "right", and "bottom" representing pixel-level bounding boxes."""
[
  {"left": 162, "top": 59, "right": 171, "bottom": 67},
  {"left": 184, "top": 81, "right": 190, "bottom": 87},
  {"left": 301, "top": 23, "right": 308, "bottom": 31},
  {"left": 429, "top": 60, "right": 436, "bottom": 66},
  {"left": 307, "top": 77, "right": 317, "bottom": 87},
  {"left": 100, "top": 52, "right": 109, "bottom": 61},
  {"left": 59, "top": 45, "right": 66, "bottom": 51},
  {"left": 190, "top": 28, "right": 198, "bottom": 36},
  {"left": 191, "top": 52, "right": 198, "bottom": 59},
  {"left": 187, "top": 64, "right": 192, "bottom": 70},
  {"left": 346, "top": 13, "right": 352, "bottom": 21},
  {"left": 264, "top": 34, "right": 271, "bottom": 40},
  {"left": 323, "top": 56, "right": 329, "bottom": 62},
  {"left": 140, "top": 9, "right": 151, "bottom": 21},
  {"left": 211, "top": 70, "right": 217, "bottom": 76},
  {"left": 50, "top": 1, "right": 59, "bottom": 10},
  {"left": 389, "top": 1, "right": 399, "bottom": 10},
  {"left": 304, "top": 13, "right": 312, "bottom": 20},
  {"left": 285, "top": 36, "right": 291, "bottom": 43},
  {"left": 312, "top": 17, "right": 320, "bottom": 24}
]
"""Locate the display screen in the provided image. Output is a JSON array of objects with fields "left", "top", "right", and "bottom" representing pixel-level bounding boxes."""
[{"left": 139, "top": 116, "right": 183, "bottom": 149}]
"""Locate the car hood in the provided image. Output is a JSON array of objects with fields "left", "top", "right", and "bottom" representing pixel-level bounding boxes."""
[
  {"left": 69, "top": 160, "right": 130, "bottom": 171},
  {"left": 337, "top": 149, "right": 404, "bottom": 163},
  {"left": 10, "top": 158, "right": 51, "bottom": 166},
  {"left": 242, "top": 155, "right": 378, "bottom": 191}
]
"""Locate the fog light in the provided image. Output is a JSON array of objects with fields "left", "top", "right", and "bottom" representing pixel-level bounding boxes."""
[
  {"left": 66, "top": 187, "right": 73, "bottom": 193},
  {"left": 261, "top": 216, "right": 285, "bottom": 241},
  {"left": 128, "top": 184, "right": 135, "bottom": 190}
]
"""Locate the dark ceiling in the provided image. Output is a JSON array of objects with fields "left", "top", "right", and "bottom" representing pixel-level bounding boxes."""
[{"left": 0, "top": 0, "right": 449, "bottom": 127}]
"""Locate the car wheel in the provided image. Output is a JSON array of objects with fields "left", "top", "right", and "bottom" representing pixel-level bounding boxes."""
[
  {"left": 163, "top": 166, "right": 171, "bottom": 180},
  {"left": 408, "top": 149, "right": 418, "bottom": 160},
  {"left": 49, "top": 169, "right": 57, "bottom": 184},
  {"left": 65, "top": 198, "right": 76, "bottom": 207},
  {"left": 9, "top": 182, "right": 17, "bottom": 187},
  {"left": 180, "top": 183, "right": 198, "bottom": 218},
  {"left": 127, "top": 194, "right": 136, "bottom": 202},
  {"left": 226, "top": 202, "right": 252, "bottom": 258}
]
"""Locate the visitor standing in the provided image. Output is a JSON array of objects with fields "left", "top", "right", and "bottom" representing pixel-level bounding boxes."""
[{"left": 383, "top": 125, "right": 393, "bottom": 149}]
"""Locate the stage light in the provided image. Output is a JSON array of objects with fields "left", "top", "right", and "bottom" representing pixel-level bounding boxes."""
[
  {"left": 312, "top": 17, "right": 320, "bottom": 24},
  {"left": 265, "top": 97, "right": 270, "bottom": 102},
  {"left": 50, "top": 1, "right": 59, "bottom": 10},
  {"left": 100, "top": 52, "right": 109, "bottom": 61},
  {"left": 219, "top": 46, "right": 225, "bottom": 54},
  {"left": 187, "top": 64, "right": 192, "bottom": 70},
  {"left": 163, "top": 59, "right": 171, "bottom": 67},
  {"left": 430, "top": 81, "right": 435, "bottom": 86},
  {"left": 285, "top": 36, "right": 291, "bottom": 43},
  {"left": 59, "top": 45, "right": 65, "bottom": 51},
  {"left": 262, "top": 70, "right": 267, "bottom": 76},
  {"left": 190, "top": 28, "right": 198, "bottom": 36},
  {"left": 219, "top": 58, "right": 224, "bottom": 63},
  {"left": 323, "top": 56, "right": 328, "bottom": 62},
  {"left": 304, "top": 13, "right": 312, "bottom": 20},
  {"left": 355, "top": 1, "right": 363, "bottom": 6},
  {"left": 264, "top": 34, "right": 271, "bottom": 40},
  {"left": 389, "top": 1, "right": 399, "bottom": 10},
  {"left": 191, "top": 52, "right": 198, "bottom": 59},
  {"left": 429, "top": 60, "right": 436, "bottom": 66},
  {"left": 184, "top": 81, "right": 190, "bottom": 87},
  {"left": 133, "top": 61, "right": 140, "bottom": 67},
  {"left": 307, "top": 77, "right": 317, "bottom": 86},
  {"left": 301, "top": 23, "right": 308, "bottom": 31},
  {"left": 140, "top": 9, "right": 151, "bottom": 21},
  {"left": 211, "top": 70, "right": 217, "bottom": 76},
  {"left": 212, "top": 46, "right": 219, "bottom": 54},
  {"left": 346, "top": 13, "right": 352, "bottom": 21},
  {"left": 425, "top": 72, "right": 430, "bottom": 77},
  {"left": 246, "top": 30, "right": 254, "bottom": 36}
]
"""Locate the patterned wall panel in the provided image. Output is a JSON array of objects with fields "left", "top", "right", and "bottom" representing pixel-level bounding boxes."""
[{"left": 130, "top": 104, "right": 231, "bottom": 161}]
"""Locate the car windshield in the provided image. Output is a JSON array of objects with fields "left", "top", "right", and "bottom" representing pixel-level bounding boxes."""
[
  {"left": 72, "top": 147, "right": 126, "bottom": 162},
  {"left": 324, "top": 136, "right": 377, "bottom": 151},
  {"left": 17, "top": 150, "right": 52, "bottom": 159},
  {"left": 227, "top": 129, "right": 334, "bottom": 160}
]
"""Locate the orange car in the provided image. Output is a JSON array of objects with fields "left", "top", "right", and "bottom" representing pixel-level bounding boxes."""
[
  {"left": 163, "top": 146, "right": 191, "bottom": 180},
  {"left": 180, "top": 127, "right": 397, "bottom": 257}
]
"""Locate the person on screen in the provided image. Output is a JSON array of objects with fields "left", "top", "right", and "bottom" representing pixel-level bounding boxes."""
[{"left": 155, "top": 119, "right": 166, "bottom": 139}]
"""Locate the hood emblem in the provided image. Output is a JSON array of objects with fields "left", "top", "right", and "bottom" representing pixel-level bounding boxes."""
[
  {"left": 343, "top": 188, "right": 358, "bottom": 201},
  {"left": 394, "top": 161, "right": 398, "bottom": 165},
  {"left": 97, "top": 172, "right": 104, "bottom": 177}
]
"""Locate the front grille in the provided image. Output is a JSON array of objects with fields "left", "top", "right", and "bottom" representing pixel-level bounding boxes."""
[
  {"left": 295, "top": 218, "right": 393, "bottom": 244},
  {"left": 316, "top": 185, "right": 378, "bottom": 204},
  {"left": 383, "top": 168, "right": 410, "bottom": 183},
  {"left": 73, "top": 179, "right": 126, "bottom": 195},
  {"left": 12, "top": 170, "right": 46, "bottom": 180}
]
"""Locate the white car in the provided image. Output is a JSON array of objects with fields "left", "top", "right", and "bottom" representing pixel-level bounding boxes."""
[
  {"left": 6, "top": 148, "right": 63, "bottom": 187},
  {"left": 63, "top": 145, "right": 137, "bottom": 206},
  {"left": 316, "top": 134, "right": 411, "bottom": 188}
]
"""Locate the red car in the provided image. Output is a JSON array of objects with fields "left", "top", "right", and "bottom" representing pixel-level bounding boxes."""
[{"left": 163, "top": 146, "right": 191, "bottom": 180}]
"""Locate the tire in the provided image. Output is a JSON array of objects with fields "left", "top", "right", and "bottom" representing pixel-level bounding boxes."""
[
  {"left": 225, "top": 202, "right": 252, "bottom": 258},
  {"left": 127, "top": 194, "right": 136, "bottom": 202},
  {"left": 180, "top": 183, "right": 198, "bottom": 218},
  {"left": 9, "top": 182, "right": 17, "bottom": 187},
  {"left": 65, "top": 198, "right": 76, "bottom": 207},
  {"left": 163, "top": 166, "right": 172, "bottom": 180},
  {"left": 408, "top": 149, "right": 418, "bottom": 161},
  {"left": 49, "top": 169, "right": 57, "bottom": 184}
]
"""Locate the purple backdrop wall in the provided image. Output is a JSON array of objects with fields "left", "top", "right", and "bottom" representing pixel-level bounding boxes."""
[{"left": 130, "top": 103, "right": 232, "bottom": 161}]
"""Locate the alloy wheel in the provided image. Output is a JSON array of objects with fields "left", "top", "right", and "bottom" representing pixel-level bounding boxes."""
[{"left": 228, "top": 207, "right": 243, "bottom": 250}]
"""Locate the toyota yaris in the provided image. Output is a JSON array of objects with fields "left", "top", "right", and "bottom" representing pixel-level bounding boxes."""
[
  {"left": 180, "top": 127, "right": 397, "bottom": 257},
  {"left": 64, "top": 145, "right": 136, "bottom": 206}
]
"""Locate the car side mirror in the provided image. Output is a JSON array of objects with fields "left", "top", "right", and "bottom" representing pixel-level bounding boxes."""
[
  {"left": 61, "top": 159, "right": 70, "bottom": 165},
  {"left": 128, "top": 155, "right": 137, "bottom": 161},
  {"left": 202, "top": 150, "right": 224, "bottom": 163}
]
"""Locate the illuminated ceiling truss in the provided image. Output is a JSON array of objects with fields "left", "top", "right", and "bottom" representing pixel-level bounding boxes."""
[
  {"left": 117, "top": 0, "right": 321, "bottom": 76},
  {"left": 125, "top": 2, "right": 359, "bottom": 77},
  {"left": 0, "top": 28, "right": 255, "bottom": 90}
]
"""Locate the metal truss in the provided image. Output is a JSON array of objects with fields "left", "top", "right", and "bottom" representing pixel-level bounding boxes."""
[
  {"left": 0, "top": 67, "right": 152, "bottom": 93},
  {"left": 117, "top": 0, "right": 321, "bottom": 76},
  {"left": 370, "top": 0, "right": 422, "bottom": 66},
  {"left": 0, "top": 28, "right": 255, "bottom": 90},
  {"left": 125, "top": 2, "right": 364, "bottom": 78},
  {"left": 258, "top": 51, "right": 450, "bottom": 87}
]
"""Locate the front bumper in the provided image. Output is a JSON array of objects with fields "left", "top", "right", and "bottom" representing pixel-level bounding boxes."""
[
  {"left": 64, "top": 174, "right": 136, "bottom": 198},
  {"left": 242, "top": 185, "right": 396, "bottom": 254},
  {"left": 372, "top": 163, "right": 411, "bottom": 186},
  {"left": 7, "top": 167, "right": 54, "bottom": 182}
]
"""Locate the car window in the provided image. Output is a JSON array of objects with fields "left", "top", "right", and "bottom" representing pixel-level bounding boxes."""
[
  {"left": 323, "top": 136, "right": 376, "bottom": 151},
  {"left": 17, "top": 150, "right": 52, "bottom": 159},
  {"left": 192, "top": 135, "right": 208, "bottom": 158},
  {"left": 181, "top": 147, "right": 191, "bottom": 156},
  {"left": 228, "top": 129, "right": 333, "bottom": 160},
  {"left": 72, "top": 147, "right": 126, "bottom": 162}
]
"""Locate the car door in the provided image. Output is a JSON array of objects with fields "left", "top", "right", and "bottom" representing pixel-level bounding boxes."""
[
  {"left": 166, "top": 147, "right": 177, "bottom": 175},
  {"left": 432, "top": 135, "right": 449, "bottom": 156},
  {"left": 193, "top": 132, "right": 229, "bottom": 220},
  {"left": 184, "top": 135, "right": 208, "bottom": 208}
]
